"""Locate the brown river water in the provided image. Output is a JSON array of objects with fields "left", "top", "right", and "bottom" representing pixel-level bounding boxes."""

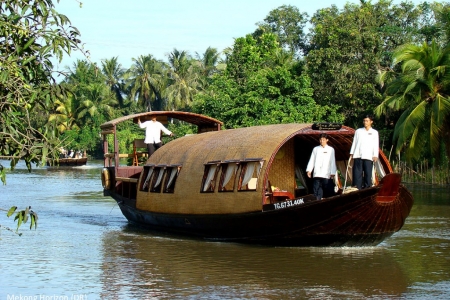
[{"left": 1, "top": 160, "right": 449, "bottom": 299}]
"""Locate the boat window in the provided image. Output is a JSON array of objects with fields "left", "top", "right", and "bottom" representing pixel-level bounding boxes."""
[
  {"left": 149, "top": 167, "right": 165, "bottom": 193},
  {"left": 201, "top": 162, "right": 220, "bottom": 192},
  {"left": 218, "top": 161, "right": 239, "bottom": 192},
  {"left": 140, "top": 165, "right": 155, "bottom": 191},
  {"left": 237, "top": 161, "right": 263, "bottom": 191},
  {"left": 163, "top": 165, "right": 181, "bottom": 193}
]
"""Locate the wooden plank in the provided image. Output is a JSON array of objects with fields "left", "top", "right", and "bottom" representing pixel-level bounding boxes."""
[{"left": 115, "top": 177, "right": 138, "bottom": 183}]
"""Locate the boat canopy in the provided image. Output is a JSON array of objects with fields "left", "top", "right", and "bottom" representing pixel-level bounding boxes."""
[
  {"left": 146, "top": 123, "right": 355, "bottom": 166},
  {"left": 100, "top": 111, "right": 223, "bottom": 133},
  {"left": 134, "top": 123, "right": 357, "bottom": 214}
]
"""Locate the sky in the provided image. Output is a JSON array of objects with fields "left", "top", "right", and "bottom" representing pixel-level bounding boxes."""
[{"left": 53, "top": 0, "right": 422, "bottom": 71}]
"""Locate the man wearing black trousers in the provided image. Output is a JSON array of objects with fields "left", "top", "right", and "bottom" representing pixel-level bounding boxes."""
[
  {"left": 349, "top": 115, "right": 379, "bottom": 189},
  {"left": 138, "top": 116, "right": 173, "bottom": 157},
  {"left": 306, "top": 133, "right": 337, "bottom": 200}
]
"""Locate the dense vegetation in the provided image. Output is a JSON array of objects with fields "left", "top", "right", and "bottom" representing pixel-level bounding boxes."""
[{"left": 1, "top": 0, "right": 450, "bottom": 183}]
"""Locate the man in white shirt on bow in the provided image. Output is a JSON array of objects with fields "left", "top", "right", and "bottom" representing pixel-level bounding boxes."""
[
  {"left": 138, "top": 116, "right": 173, "bottom": 157},
  {"left": 350, "top": 115, "right": 379, "bottom": 189},
  {"left": 306, "top": 133, "right": 337, "bottom": 200}
]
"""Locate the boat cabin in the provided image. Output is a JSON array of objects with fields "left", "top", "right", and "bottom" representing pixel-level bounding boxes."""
[{"left": 101, "top": 112, "right": 392, "bottom": 215}]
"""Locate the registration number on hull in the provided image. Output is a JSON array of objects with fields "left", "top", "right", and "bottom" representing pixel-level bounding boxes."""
[{"left": 273, "top": 198, "right": 304, "bottom": 210}]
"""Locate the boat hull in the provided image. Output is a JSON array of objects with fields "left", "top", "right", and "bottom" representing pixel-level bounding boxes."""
[
  {"left": 100, "top": 115, "right": 414, "bottom": 247},
  {"left": 47, "top": 157, "right": 88, "bottom": 167},
  {"left": 109, "top": 183, "right": 413, "bottom": 247}
]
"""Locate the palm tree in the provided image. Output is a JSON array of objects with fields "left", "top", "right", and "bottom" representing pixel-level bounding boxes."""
[
  {"left": 195, "top": 47, "right": 221, "bottom": 77},
  {"left": 194, "top": 47, "right": 224, "bottom": 91},
  {"left": 165, "top": 49, "right": 199, "bottom": 110},
  {"left": 126, "top": 55, "right": 166, "bottom": 112},
  {"left": 49, "top": 89, "right": 80, "bottom": 133},
  {"left": 101, "top": 57, "right": 125, "bottom": 107},
  {"left": 375, "top": 40, "right": 450, "bottom": 161},
  {"left": 78, "top": 83, "right": 118, "bottom": 121},
  {"left": 270, "top": 48, "right": 295, "bottom": 67},
  {"left": 65, "top": 59, "right": 103, "bottom": 86}
]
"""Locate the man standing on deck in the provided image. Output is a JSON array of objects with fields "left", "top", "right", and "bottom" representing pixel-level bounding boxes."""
[
  {"left": 350, "top": 115, "right": 379, "bottom": 189},
  {"left": 306, "top": 133, "right": 337, "bottom": 200},
  {"left": 138, "top": 116, "right": 173, "bottom": 157}
]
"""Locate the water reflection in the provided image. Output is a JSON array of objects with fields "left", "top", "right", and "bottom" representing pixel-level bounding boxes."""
[
  {"left": 99, "top": 226, "right": 409, "bottom": 299},
  {"left": 384, "top": 184, "right": 450, "bottom": 293},
  {"left": 1, "top": 161, "right": 449, "bottom": 299}
]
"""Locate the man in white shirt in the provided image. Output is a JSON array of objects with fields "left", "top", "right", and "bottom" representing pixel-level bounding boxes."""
[
  {"left": 350, "top": 115, "right": 379, "bottom": 189},
  {"left": 138, "top": 116, "right": 173, "bottom": 157},
  {"left": 306, "top": 133, "right": 337, "bottom": 200}
]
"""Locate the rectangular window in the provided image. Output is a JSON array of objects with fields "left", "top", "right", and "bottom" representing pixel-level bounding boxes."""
[
  {"left": 237, "top": 160, "right": 263, "bottom": 191},
  {"left": 163, "top": 165, "right": 181, "bottom": 193},
  {"left": 150, "top": 166, "right": 164, "bottom": 193},
  {"left": 218, "top": 161, "right": 239, "bottom": 192},
  {"left": 201, "top": 161, "right": 221, "bottom": 192},
  {"left": 140, "top": 165, "right": 155, "bottom": 191}
]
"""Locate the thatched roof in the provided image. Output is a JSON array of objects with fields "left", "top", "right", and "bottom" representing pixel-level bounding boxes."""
[
  {"left": 147, "top": 123, "right": 355, "bottom": 165},
  {"left": 135, "top": 123, "right": 357, "bottom": 215}
]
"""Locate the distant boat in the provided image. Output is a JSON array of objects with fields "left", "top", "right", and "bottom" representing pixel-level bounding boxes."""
[
  {"left": 100, "top": 111, "right": 414, "bottom": 247},
  {"left": 47, "top": 157, "right": 88, "bottom": 167}
]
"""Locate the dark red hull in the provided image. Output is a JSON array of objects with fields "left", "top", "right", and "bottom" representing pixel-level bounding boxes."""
[
  {"left": 100, "top": 115, "right": 414, "bottom": 247},
  {"left": 108, "top": 177, "right": 413, "bottom": 247}
]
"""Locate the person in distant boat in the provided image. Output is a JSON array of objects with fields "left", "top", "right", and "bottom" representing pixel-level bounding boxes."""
[
  {"left": 306, "top": 133, "right": 337, "bottom": 200},
  {"left": 59, "top": 147, "right": 67, "bottom": 158},
  {"left": 68, "top": 149, "right": 74, "bottom": 158},
  {"left": 138, "top": 116, "right": 173, "bottom": 157},
  {"left": 350, "top": 115, "right": 379, "bottom": 189}
]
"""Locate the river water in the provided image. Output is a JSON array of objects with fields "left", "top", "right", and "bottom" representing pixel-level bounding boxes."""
[{"left": 0, "top": 160, "right": 449, "bottom": 300}]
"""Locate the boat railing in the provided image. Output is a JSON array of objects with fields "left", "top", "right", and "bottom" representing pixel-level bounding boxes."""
[{"left": 132, "top": 139, "right": 148, "bottom": 166}]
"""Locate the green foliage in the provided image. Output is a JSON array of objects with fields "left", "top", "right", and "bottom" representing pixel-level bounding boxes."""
[
  {"left": 0, "top": 164, "right": 5, "bottom": 185},
  {"left": 1, "top": 206, "right": 38, "bottom": 236},
  {"left": 375, "top": 40, "right": 450, "bottom": 163},
  {"left": 114, "top": 119, "right": 143, "bottom": 153},
  {"left": 165, "top": 49, "right": 201, "bottom": 110},
  {"left": 167, "top": 122, "right": 197, "bottom": 137},
  {"left": 2, "top": 0, "right": 448, "bottom": 167},
  {"left": 194, "top": 46, "right": 222, "bottom": 89},
  {"left": 254, "top": 4, "right": 309, "bottom": 56},
  {"left": 59, "top": 126, "right": 98, "bottom": 154},
  {"left": 306, "top": 0, "right": 437, "bottom": 123},
  {"left": 118, "top": 128, "right": 141, "bottom": 155},
  {"left": 61, "top": 60, "right": 118, "bottom": 126},
  {"left": 65, "top": 59, "right": 104, "bottom": 86},
  {"left": 45, "top": 60, "right": 123, "bottom": 157},
  {"left": 101, "top": 56, "right": 126, "bottom": 107},
  {"left": 193, "top": 33, "right": 343, "bottom": 128},
  {"left": 0, "top": 0, "right": 84, "bottom": 170},
  {"left": 126, "top": 55, "right": 167, "bottom": 112},
  {"left": 225, "top": 34, "right": 279, "bottom": 85}
]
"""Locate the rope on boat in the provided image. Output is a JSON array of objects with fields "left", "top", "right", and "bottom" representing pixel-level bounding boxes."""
[
  {"left": 343, "top": 157, "right": 383, "bottom": 194},
  {"left": 342, "top": 157, "right": 359, "bottom": 194}
]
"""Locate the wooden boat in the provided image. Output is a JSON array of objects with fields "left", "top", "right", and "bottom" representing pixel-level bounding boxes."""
[
  {"left": 47, "top": 157, "right": 88, "bottom": 167},
  {"left": 100, "top": 111, "right": 414, "bottom": 247}
]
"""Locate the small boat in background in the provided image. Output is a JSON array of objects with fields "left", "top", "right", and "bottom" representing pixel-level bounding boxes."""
[
  {"left": 100, "top": 111, "right": 414, "bottom": 247},
  {"left": 47, "top": 150, "right": 88, "bottom": 167},
  {"left": 48, "top": 157, "right": 88, "bottom": 167}
]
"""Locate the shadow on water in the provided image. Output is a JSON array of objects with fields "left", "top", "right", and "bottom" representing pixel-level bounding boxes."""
[{"left": 98, "top": 225, "right": 409, "bottom": 299}]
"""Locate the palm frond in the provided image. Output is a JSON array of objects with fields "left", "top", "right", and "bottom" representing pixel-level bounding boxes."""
[
  {"left": 393, "top": 100, "right": 427, "bottom": 153},
  {"left": 430, "top": 95, "right": 450, "bottom": 155}
]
